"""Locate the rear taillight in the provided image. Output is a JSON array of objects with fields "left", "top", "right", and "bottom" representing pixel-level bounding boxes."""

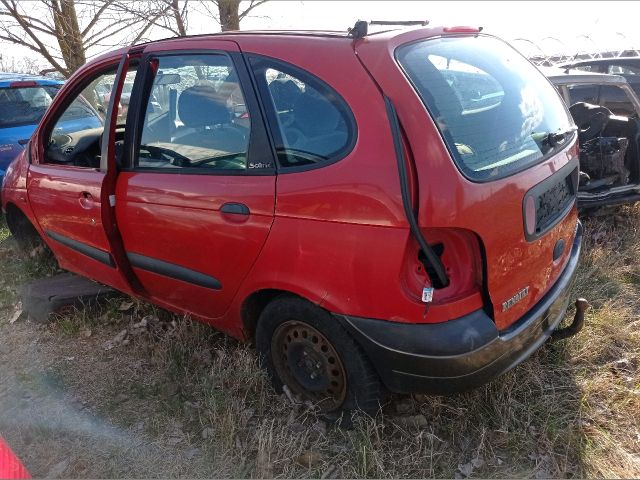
[{"left": 402, "top": 228, "right": 484, "bottom": 315}]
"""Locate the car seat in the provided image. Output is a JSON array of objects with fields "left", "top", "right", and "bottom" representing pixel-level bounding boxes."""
[
  {"left": 173, "top": 84, "right": 246, "bottom": 154},
  {"left": 569, "top": 102, "right": 612, "bottom": 144},
  {"left": 287, "top": 92, "right": 348, "bottom": 157},
  {"left": 268, "top": 78, "right": 302, "bottom": 111}
]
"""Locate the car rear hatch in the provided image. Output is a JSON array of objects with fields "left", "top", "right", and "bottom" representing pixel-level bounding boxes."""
[{"left": 356, "top": 29, "right": 579, "bottom": 330}]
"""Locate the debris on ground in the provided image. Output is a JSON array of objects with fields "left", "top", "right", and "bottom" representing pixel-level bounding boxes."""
[{"left": 8, "top": 302, "right": 22, "bottom": 324}]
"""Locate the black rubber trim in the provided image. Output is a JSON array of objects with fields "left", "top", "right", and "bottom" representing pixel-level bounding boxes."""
[
  {"left": 127, "top": 252, "right": 222, "bottom": 290},
  {"left": 338, "top": 220, "right": 583, "bottom": 395},
  {"left": 579, "top": 192, "right": 640, "bottom": 210},
  {"left": 220, "top": 202, "right": 250, "bottom": 215},
  {"left": 45, "top": 230, "right": 115, "bottom": 267},
  {"left": 384, "top": 96, "right": 449, "bottom": 288},
  {"left": 522, "top": 158, "right": 578, "bottom": 241}
]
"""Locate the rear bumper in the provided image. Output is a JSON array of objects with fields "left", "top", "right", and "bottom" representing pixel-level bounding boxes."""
[{"left": 338, "top": 220, "right": 583, "bottom": 395}]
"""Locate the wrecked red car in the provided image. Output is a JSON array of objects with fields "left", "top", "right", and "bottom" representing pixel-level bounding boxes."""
[{"left": 1, "top": 23, "right": 585, "bottom": 414}]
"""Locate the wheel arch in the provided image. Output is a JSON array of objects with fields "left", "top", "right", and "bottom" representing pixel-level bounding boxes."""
[
  {"left": 4, "top": 202, "right": 41, "bottom": 242},
  {"left": 240, "top": 288, "right": 317, "bottom": 341}
]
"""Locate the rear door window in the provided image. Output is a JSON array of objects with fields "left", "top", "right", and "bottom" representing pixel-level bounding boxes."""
[
  {"left": 136, "top": 54, "right": 250, "bottom": 171},
  {"left": 249, "top": 55, "right": 356, "bottom": 169},
  {"left": 396, "top": 36, "right": 574, "bottom": 181}
]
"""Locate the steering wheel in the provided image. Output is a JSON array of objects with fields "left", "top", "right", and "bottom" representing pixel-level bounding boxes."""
[{"left": 144, "top": 144, "right": 193, "bottom": 167}]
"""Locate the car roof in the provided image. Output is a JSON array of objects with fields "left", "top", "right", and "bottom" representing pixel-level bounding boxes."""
[
  {"left": 0, "top": 72, "right": 64, "bottom": 88},
  {"left": 541, "top": 66, "right": 628, "bottom": 85}
]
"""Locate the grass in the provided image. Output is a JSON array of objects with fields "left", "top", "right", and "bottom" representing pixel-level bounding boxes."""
[{"left": 0, "top": 209, "right": 639, "bottom": 478}]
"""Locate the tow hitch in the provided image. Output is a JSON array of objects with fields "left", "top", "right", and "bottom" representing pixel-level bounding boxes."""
[{"left": 552, "top": 298, "right": 589, "bottom": 341}]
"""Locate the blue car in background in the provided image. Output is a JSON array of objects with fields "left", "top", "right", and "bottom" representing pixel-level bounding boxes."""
[{"left": 0, "top": 73, "right": 103, "bottom": 185}]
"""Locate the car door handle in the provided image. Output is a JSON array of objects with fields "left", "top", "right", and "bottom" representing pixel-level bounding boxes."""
[
  {"left": 220, "top": 202, "right": 250, "bottom": 215},
  {"left": 79, "top": 191, "right": 94, "bottom": 209}
]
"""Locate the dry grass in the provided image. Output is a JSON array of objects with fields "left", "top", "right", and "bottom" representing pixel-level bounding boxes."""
[{"left": 0, "top": 207, "right": 639, "bottom": 478}]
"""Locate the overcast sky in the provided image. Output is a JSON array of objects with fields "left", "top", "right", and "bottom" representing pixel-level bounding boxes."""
[{"left": 2, "top": 1, "right": 639, "bottom": 69}]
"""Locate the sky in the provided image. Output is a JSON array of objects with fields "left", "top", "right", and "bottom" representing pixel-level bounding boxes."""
[{"left": 1, "top": 1, "right": 639, "bottom": 71}]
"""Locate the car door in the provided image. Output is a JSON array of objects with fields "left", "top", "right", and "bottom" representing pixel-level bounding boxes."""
[
  {"left": 27, "top": 55, "right": 138, "bottom": 292},
  {"left": 114, "top": 42, "right": 277, "bottom": 321}
]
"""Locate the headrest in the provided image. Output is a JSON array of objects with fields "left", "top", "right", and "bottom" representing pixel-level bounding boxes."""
[
  {"left": 268, "top": 78, "right": 302, "bottom": 111},
  {"left": 293, "top": 92, "right": 340, "bottom": 136},
  {"left": 178, "top": 85, "right": 230, "bottom": 128}
]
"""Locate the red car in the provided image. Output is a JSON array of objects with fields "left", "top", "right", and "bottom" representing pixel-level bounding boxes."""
[
  {"left": 2, "top": 23, "right": 585, "bottom": 414},
  {"left": 0, "top": 437, "right": 30, "bottom": 479}
]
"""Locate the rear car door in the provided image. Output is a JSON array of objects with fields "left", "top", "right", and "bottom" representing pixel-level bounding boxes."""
[
  {"left": 115, "top": 41, "right": 276, "bottom": 322},
  {"left": 27, "top": 57, "right": 137, "bottom": 292}
]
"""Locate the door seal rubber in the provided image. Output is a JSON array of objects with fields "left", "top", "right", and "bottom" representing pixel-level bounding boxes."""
[{"left": 384, "top": 96, "right": 449, "bottom": 289}]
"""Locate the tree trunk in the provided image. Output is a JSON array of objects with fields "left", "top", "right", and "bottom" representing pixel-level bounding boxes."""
[
  {"left": 51, "top": 0, "right": 86, "bottom": 75},
  {"left": 217, "top": 0, "right": 240, "bottom": 31},
  {"left": 170, "top": 0, "right": 187, "bottom": 36}
]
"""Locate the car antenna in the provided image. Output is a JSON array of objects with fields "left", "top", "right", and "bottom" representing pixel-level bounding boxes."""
[{"left": 348, "top": 19, "right": 429, "bottom": 39}]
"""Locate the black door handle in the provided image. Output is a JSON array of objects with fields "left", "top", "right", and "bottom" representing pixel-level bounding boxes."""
[{"left": 220, "top": 202, "right": 250, "bottom": 215}]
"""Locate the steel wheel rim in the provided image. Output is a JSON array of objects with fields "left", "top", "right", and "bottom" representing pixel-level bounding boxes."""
[{"left": 271, "top": 320, "right": 347, "bottom": 411}]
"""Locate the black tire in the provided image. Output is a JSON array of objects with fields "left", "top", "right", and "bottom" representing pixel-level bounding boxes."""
[
  {"left": 5, "top": 206, "right": 44, "bottom": 253},
  {"left": 256, "top": 295, "right": 385, "bottom": 416}
]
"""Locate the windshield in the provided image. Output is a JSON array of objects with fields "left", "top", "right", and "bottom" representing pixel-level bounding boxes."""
[
  {"left": 0, "top": 85, "right": 60, "bottom": 128},
  {"left": 396, "top": 35, "right": 574, "bottom": 181}
]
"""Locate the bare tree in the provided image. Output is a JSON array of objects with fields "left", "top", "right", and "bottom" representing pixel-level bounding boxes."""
[
  {"left": 148, "top": 0, "right": 189, "bottom": 37},
  {"left": 216, "top": 0, "right": 269, "bottom": 31},
  {"left": 0, "top": 54, "right": 42, "bottom": 74},
  {"left": 193, "top": 0, "right": 269, "bottom": 33},
  {"left": 136, "top": 0, "right": 271, "bottom": 43},
  {"left": 0, "top": 0, "right": 168, "bottom": 77}
]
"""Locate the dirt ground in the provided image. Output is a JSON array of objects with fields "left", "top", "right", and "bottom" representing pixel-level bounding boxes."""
[{"left": 1, "top": 207, "right": 639, "bottom": 478}]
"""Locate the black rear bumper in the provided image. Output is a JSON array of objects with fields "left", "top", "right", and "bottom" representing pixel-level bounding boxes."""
[{"left": 338, "top": 221, "right": 583, "bottom": 395}]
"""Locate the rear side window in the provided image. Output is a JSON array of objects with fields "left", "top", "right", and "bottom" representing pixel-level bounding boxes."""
[
  {"left": 0, "top": 85, "right": 60, "bottom": 128},
  {"left": 608, "top": 64, "right": 640, "bottom": 75},
  {"left": 397, "top": 36, "right": 574, "bottom": 181},
  {"left": 249, "top": 56, "right": 355, "bottom": 169}
]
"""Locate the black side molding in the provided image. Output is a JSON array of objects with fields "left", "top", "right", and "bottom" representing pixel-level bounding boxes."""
[
  {"left": 127, "top": 252, "right": 222, "bottom": 290},
  {"left": 46, "top": 230, "right": 115, "bottom": 267}
]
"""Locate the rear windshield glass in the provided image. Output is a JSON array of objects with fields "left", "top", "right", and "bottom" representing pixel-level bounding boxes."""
[
  {"left": 397, "top": 36, "right": 573, "bottom": 181},
  {"left": 0, "top": 85, "right": 60, "bottom": 128}
]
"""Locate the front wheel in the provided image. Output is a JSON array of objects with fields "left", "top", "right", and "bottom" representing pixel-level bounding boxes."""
[{"left": 256, "top": 296, "right": 385, "bottom": 416}]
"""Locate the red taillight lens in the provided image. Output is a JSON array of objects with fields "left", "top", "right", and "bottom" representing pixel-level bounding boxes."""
[{"left": 524, "top": 195, "right": 536, "bottom": 237}]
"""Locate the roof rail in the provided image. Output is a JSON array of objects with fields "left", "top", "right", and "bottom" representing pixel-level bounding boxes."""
[{"left": 348, "top": 19, "right": 429, "bottom": 39}]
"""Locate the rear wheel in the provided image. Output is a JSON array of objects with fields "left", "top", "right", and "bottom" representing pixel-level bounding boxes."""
[{"left": 256, "top": 296, "right": 384, "bottom": 416}]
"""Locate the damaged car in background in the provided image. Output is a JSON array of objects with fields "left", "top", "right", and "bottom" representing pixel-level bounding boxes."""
[{"left": 545, "top": 68, "right": 640, "bottom": 209}]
